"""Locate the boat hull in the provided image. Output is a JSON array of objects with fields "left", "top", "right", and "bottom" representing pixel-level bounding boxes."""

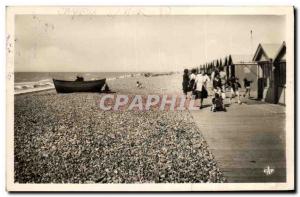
[{"left": 53, "top": 79, "right": 106, "bottom": 93}]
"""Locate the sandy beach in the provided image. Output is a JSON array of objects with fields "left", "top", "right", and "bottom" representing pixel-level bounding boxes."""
[{"left": 14, "top": 73, "right": 226, "bottom": 183}]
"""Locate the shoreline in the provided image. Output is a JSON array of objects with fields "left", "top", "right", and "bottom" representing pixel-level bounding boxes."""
[{"left": 14, "top": 72, "right": 178, "bottom": 95}]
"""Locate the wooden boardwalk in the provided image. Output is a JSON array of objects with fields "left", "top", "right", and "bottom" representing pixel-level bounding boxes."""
[{"left": 190, "top": 98, "right": 286, "bottom": 183}]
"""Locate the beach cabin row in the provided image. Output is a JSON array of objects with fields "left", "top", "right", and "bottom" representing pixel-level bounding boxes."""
[
  {"left": 196, "top": 55, "right": 259, "bottom": 95},
  {"left": 194, "top": 41, "right": 286, "bottom": 105}
]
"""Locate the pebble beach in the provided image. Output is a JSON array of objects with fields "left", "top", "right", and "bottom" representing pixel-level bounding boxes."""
[{"left": 14, "top": 74, "right": 226, "bottom": 183}]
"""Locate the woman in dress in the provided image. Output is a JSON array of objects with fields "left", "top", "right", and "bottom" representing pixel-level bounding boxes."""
[
  {"left": 189, "top": 69, "right": 197, "bottom": 98},
  {"left": 194, "top": 69, "right": 210, "bottom": 109},
  {"left": 219, "top": 67, "right": 227, "bottom": 100},
  {"left": 182, "top": 69, "right": 189, "bottom": 98}
]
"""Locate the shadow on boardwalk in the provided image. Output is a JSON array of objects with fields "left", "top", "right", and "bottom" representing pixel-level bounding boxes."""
[{"left": 190, "top": 97, "right": 286, "bottom": 183}]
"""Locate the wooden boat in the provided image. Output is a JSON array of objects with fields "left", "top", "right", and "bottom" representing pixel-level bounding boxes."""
[{"left": 53, "top": 78, "right": 106, "bottom": 93}]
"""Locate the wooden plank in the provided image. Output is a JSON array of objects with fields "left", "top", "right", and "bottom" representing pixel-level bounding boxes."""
[{"left": 190, "top": 99, "right": 286, "bottom": 183}]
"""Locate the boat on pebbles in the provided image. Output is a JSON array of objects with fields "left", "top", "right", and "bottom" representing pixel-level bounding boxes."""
[{"left": 53, "top": 78, "right": 107, "bottom": 93}]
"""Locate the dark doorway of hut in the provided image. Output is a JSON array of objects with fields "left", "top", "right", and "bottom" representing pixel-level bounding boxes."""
[{"left": 274, "top": 61, "right": 286, "bottom": 105}]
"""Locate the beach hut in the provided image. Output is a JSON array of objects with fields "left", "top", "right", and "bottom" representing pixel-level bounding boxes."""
[
  {"left": 219, "top": 58, "right": 223, "bottom": 68},
  {"left": 252, "top": 42, "right": 284, "bottom": 104},
  {"left": 206, "top": 63, "right": 210, "bottom": 75},
  {"left": 228, "top": 55, "right": 233, "bottom": 77},
  {"left": 230, "top": 55, "right": 258, "bottom": 95},
  {"left": 207, "top": 63, "right": 210, "bottom": 74},
  {"left": 274, "top": 42, "right": 286, "bottom": 105},
  {"left": 207, "top": 63, "right": 210, "bottom": 73},
  {"left": 216, "top": 60, "right": 220, "bottom": 68},
  {"left": 224, "top": 56, "right": 229, "bottom": 78}
]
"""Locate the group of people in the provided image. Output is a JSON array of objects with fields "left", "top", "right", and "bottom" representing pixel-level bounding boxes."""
[
  {"left": 182, "top": 68, "right": 252, "bottom": 111},
  {"left": 183, "top": 68, "right": 210, "bottom": 109}
]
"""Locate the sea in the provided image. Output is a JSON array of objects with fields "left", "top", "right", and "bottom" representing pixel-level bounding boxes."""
[
  {"left": 14, "top": 72, "right": 141, "bottom": 83},
  {"left": 13, "top": 72, "right": 174, "bottom": 93},
  {"left": 14, "top": 72, "right": 143, "bottom": 93}
]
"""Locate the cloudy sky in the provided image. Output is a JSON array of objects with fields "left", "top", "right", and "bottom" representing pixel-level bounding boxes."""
[{"left": 15, "top": 15, "right": 285, "bottom": 72}]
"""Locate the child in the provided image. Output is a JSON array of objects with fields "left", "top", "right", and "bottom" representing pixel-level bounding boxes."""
[
  {"left": 228, "top": 77, "right": 241, "bottom": 104},
  {"left": 136, "top": 81, "right": 143, "bottom": 88},
  {"left": 75, "top": 75, "right": 84, "bottom": 81},
  {"left": 211, "top": 74, "right": 226, "bottom": 111},
  {"left": 243, "top": 78, "right": 252, "bottom": 98},
  {"left": 212, "top": 92, "right": 225, "bottom": 112},
  {"left": 212, "top": 74, "right": 222, "bottom": 95}
]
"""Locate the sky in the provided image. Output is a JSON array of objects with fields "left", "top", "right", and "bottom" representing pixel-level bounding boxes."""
[{"left": 15, "top": 15, "right": 286, "bottom": 72}]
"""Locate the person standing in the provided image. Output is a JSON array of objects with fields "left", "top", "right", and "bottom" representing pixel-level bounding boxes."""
[
  {"left": 243, "top": 78, "right": 253, "bottom": 98},
  {"left": 189, "top": 69, "right": 197, "bottom": 98},
  {"left": 182, "top": 69, "right": 189, "bottom": 98},
  {"left": 210, "top": 67, "right": 219, "bottom": 86},
  {"left": 212, "top": 74, "right": 226, "bottom": 111},
  {"left": 194, "top": 69, "right": 210, "bottom": 109},
  {"left": 228, "top": 76, "right": 242, "bottom": 104},
  {"left": 212, "top": 73, "right": 222, "bottom": 95},
  {"left": 219, "top": 67, "right": 227, "bottom": 100}
]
